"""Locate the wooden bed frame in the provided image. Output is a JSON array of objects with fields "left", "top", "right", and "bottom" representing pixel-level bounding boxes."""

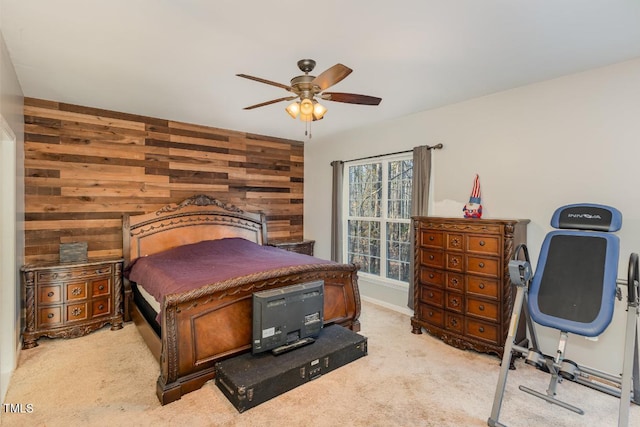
[{"left": 122, "top": 194, "right": 361, "bottom": 405}]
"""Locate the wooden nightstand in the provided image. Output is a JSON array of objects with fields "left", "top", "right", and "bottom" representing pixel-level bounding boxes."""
[
  {"left": 21, "top": 258, "right": 124, "bottom": 349},
  {"left": 268, "top": 240, "right": 315, "bottom": 256}
]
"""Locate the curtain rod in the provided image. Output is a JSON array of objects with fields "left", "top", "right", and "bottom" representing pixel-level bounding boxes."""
[{"left": 340, "top": 143, "right": 443, "bottom": 164}]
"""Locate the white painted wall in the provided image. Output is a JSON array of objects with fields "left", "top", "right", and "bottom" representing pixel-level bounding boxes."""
[
  {"left": 0, "top": 29, "right": 25, "bottom": 405},
  {"left": 305, "top": 58, "right": 640, "bottom": 373}
]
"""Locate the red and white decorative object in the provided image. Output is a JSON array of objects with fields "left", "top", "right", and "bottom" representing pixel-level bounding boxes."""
[{"left": 463, "top": 174, "right": 483, "bottom": 218}]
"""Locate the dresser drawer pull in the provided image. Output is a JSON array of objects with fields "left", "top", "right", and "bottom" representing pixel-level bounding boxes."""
[
  {"left": 479, "top": 326, "right": 485, "bottom": 333},
  {"left": 478, "top": 262, "right": 485, "bottom": 268},
  {"left": 98, "top": 285, "right": 105, "bottom": 291},
  {"left": 429, "top": 236, "right": 434, "bottom": 241},
  {"left": 98, "top": 304, "right": 104, "bottom": 310},
  {"left": 479, "top": 240, "right": 485, "bottom": 246},
  {"left": 479, "top": 283, "right": 485, "bottom": 289},
  {"left": 96, "top": 269, "right": 108, "bottom": 274},
  {"left": 451, "top": 298, "right": 460, "bottom": 307},
  {"left": 428, "top": 311, "right": 434, "bottom": 317},
  {"left": 451, "top": 278, "right": 459, "bottom": 286},
  {"left": 72, "top": 287, "right": 82, "bottom": 296},
  {"left": 429, "top": 292, "right": 434, "bottom": 298},
  {"left": 71, "top": 307, "right": 83, "bottom": 316},
  {"left": 47, "top": 291, "right": 54, "bottom": 297},
  {"left": 47, "top": 313, "right": 54, "bottom": 319},
  {"left": 429, "top": 255, "right": 434, "bottom": 260},
  {"left": 479, "top": 305, "right": 485, "bottom": 311},
  {"left": 429, "top": 273, "right": 434, "bottom": 279}
]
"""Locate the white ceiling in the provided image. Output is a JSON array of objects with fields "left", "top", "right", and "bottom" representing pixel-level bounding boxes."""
[{"left": 2, "top": 0, "right": 640, "bottom": 142}]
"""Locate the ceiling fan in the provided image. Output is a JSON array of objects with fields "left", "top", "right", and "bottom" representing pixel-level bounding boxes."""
[{"left": 236, "top": 59, "right": 382, "bottom": 123}]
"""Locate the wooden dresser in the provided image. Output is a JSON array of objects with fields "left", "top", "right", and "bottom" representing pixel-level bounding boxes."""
[
  {"left": 21, "top": 258, "right": 124, "bottom": 349},
  {"left": 411, "top": 217, "right": 528, "bottom": 357}
]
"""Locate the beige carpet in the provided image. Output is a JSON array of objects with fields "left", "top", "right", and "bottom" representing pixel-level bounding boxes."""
[{"left": 1, "top": 301, "right": 638, "bottom": 427}]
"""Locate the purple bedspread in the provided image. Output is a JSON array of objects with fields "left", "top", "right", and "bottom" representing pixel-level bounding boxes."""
[{"left": 125, "top": 238, "right": 332, "bottom": 304}]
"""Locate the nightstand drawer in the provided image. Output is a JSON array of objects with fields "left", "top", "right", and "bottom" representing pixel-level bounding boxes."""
[
  {"left": 92, "top": 298, "right": 111, "bottom": 317},
  {"left": 92, "top": 278, "right": 110, "bottom": 296},
  {"left": 66, "top": 282, "right": 87, "bottom": 301},
  {"left": 67, "top": 303, "right": 88, "bottom": 322},
  {"left": 38, "top": 307, "right": 62, "bottom": 327},
  {"left": 39, "top": 285, "right": 62, "bottom": 304},
  {"left": 36, "top": 264, "right": 114, "bottom": 283}
]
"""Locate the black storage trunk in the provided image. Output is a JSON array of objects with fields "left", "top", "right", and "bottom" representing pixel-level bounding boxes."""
[{"left": 215, "top": 324, "right": 367, "bottom": 412}]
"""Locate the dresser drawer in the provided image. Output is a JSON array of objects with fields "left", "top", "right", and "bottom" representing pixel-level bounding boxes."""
[
  {"left": 39, "top": 285, "right": 62, "bottom": 304},
  {"left": 466, "top": 276, "right": 499, "bottom": 300},
  {"left": 417, "top": 304, "right": 444, "bottom": 328},
  {"left": 466, "top": 235, "right": 500, "bottom": 255},
  {"left": 419, "top": 267, "right": 444, "bottom": 287},
  {"left": 420, "top": 230, "right": 444, "bottom": 249},
  {"left": 66, "top": 282, "right": 87, "bottom": 301},
  {"left": 466, "top": 297, "right": 499, "bottom": 322},
  {"left": 445, "top": 272, "right": 464, "bottom": 292},
  {"left": 445, "top": 253, "right": 464, "bottom": 272},
  {"left": 445, "top": 292, "right": 464, "bottom": 313},
  {"left": 421, "top": 250, "right": 445, "bottom": 269},
  {"left": 38, "top": 307, "right": 62, "bottom": 327},
  {"left": 36, "top": 264, "right": 114, "bottom": 283},
  {"left": 419, "top": 286, "right": 444, "bottom": 307},
  {"left": 466, "top": 256, "right": 499, "bottom": 277},
  {"left": 446, "top": 233, "right": 464, "bottom": 251},
  {"left": 445, "top": 312, "right": 464, "bottom": 334},
  {"left": 466, "top": 318, "right": 499, "bottom": 344}
]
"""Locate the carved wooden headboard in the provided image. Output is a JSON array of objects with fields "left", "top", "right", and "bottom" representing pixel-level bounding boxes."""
[{"left": 122, "top": 195, "right": 267, "bottom": 267}]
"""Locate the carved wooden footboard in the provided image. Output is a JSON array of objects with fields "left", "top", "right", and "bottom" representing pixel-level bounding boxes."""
[{"left": 122, "top": 195, "right": 361, "bottom": 405}]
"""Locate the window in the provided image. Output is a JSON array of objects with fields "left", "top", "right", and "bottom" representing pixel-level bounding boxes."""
[{"left": 344, "top": 154, "right": 413, "bottom": 284}]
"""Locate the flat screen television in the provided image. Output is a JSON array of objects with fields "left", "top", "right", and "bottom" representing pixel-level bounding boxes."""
[{"left": 252, "top": 280, "right": 324, "bottom": 355}]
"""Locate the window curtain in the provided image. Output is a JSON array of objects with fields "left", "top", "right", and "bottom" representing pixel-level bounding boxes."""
[
  {"left": 408, "top": 146, "right": 432, "bottom": 310},
  {"left": 330, "top": 160, "right": 344, "bottom": 262}
]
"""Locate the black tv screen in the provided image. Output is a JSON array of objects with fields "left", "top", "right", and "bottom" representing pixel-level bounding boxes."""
[{"left": 252, "top": 280, "right": 324, "bottom": 354}]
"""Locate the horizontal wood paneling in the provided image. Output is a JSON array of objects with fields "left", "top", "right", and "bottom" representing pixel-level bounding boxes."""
[{"left": 23, "top": 98, "right": 305, "bottom": 264}]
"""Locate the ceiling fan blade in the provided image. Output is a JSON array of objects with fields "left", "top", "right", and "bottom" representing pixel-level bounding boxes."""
[
  {"left": 311, "top": 64, "right": 353, "bottom": 91},
  {"left": 321, "top": 92, "right": 382, "bottom": 106},
  {"left": 243, "top": 96, "right": 298, "bottom": 110},
  {"left": 236, "top": 74, "right": 293, "bottom": 92}
]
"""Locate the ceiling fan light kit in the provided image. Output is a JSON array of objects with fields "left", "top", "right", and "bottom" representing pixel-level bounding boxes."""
[{"left": 237, "top": 59, "right": 381, "bottom": 137}]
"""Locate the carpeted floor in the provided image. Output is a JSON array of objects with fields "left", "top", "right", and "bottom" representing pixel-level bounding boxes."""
[{"left": 1, "top": 301, "right": 638, "bottom": 426}]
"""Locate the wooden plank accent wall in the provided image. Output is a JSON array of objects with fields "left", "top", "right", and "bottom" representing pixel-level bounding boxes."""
[{"left": 23, "top": 97, "right": 305, "bottom": 264}]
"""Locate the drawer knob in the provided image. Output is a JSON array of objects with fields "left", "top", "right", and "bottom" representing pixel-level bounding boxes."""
[
  {"left": 429, "top": 292, "right": 434, "bottom": 298},
  {"left": 478, "top": 262, "right": 485, "bottom": 268},
  {"left": 428, "top": 311, "right": 434, "bottom": 317},
  {"left": 47, "top": 291, "right": 54, "bottom": 297},
  {"left": 99, "top": 285, "right": 105, "bottom": 291},
  {"left": 72, "top": 287, "right": 82, "bottom": 296},
  {"left": 479, "top": 240, "right": 486, "bottom": 246},
  {"left": 71, "top": 307, "right": 83, "bottom": 316},
  {"left": 451, "top": 278, "right": 459, "bottom": 287},
  {"left": 47, "top": 313, "right": 54, "bottom": 319},
  {"left": 451, "top": 298, "right": 460, "bottom": 307},
  {"left": 429, "top": 273, "right": 434, "bottom": 279},
  {"left": 429, "top": 255, "right": 434, "bottom": 260},
  {"left": 429, "top": 236, "right": 434, "bottom": 241},
  {"left": 450, "top": 318, "right": 458, "bottom": 327},
  {"left": 479, "top": 283, "right": 485, "bottom": 289},
  {"left": 98, "top": 304, "right": 104, "bottom": 310},
  {"left": 479, "top": 305, "right": 485, "bottom": 311},
  {"left": 479, "top": 326, "right": 485, "bottom": 333}
]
